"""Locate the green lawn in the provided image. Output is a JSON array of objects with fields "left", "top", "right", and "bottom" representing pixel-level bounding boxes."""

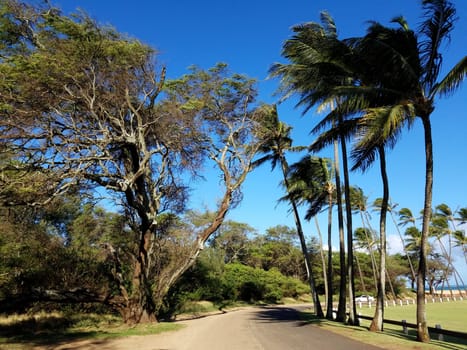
[
  {"left": 307, "top": 299, "right": 467, "bottom": 350},
  {"left": 356, "top": 299, "right": 467, "bottom": 332}
]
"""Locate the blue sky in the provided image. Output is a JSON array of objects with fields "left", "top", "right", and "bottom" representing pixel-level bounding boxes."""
[{"left": 56, "top": 1, "right": 466, "bottom": 282}]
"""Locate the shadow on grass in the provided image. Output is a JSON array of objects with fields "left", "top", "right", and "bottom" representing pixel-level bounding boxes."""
[
  {"left": 0, "top": 314, "right": 183, "bottom": 348},
  {"left": 379, "top": 327, "right": 467, "bottom": 350},
  {"left": 0, "top": 316, "right": 103, "bottom": 347},
  {"left": 298, "top": 313, "right": 467, "bottom": 350}
]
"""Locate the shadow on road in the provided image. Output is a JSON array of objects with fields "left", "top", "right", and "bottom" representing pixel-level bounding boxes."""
[{"left": 253, "top": 306, "right": 322, "bottom": 327}]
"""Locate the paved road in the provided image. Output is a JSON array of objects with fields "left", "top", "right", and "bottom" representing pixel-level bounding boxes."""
[{"left": 43, "top": 305, "right": 384, "bottom": 350}]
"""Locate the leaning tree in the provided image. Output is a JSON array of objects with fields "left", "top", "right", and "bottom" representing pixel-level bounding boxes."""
[{"left": 0, "top": 1, "right": 268, "bottom": 323}]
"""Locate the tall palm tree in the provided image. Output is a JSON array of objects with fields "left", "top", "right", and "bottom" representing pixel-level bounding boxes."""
[
  {"left": 353, "top": 0, "right": 466, "bottom": 339},
  {"left": 283, "top": 155, "right": 335, "bottom": 318},
  {"left": 353, "top": 226, "right": 378, "bottom": 290},
  {"left": 270, "top": 11, "right": 360, "bottom": 325},
  {"left": 430, "top": 206, "right": 466, "bottom": 297},
  {"left": 253, "top": 105, "right": 324, "bottom": 317},
  {"left": 350, "top": 187, "right": 379, "bottom": 290},
  {"left": 271, "top": 1, "right": 466, "bottom": 336}
]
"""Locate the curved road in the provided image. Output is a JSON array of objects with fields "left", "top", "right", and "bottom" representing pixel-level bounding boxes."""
[{"left": 47, "top": 305, "right": 384, "bottom": 350}]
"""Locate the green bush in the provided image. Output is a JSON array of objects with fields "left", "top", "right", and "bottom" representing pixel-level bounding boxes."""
[
  {"left": 223, "top": 263, "right": 309, "bottom": 303},
  {"left": 161, "top": 258, "right": 310, "bottom": 318}
]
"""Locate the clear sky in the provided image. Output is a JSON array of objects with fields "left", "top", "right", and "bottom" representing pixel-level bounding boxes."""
[{"left": 55, "top": 1, "right": 466, "bottom": 282}]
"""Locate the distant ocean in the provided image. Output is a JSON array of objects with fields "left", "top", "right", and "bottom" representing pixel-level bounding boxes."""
[{"left": 432, "top": 285, "right": 467, "bottom": 290}]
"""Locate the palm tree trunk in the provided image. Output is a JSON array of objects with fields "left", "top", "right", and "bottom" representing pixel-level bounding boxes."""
[
  {"left": 340, "top": 133, "right": 358, "bottom": 326},
  {"left": 417, "top": 115, "right": 432, "bottom": 343},
  {"left": 370, "top": 146, "right": 388, "bottom": 332},
  {"left": 280, "top": 157, "right": 324, "bottom": 317},
  {"left": 314, "top": 216, "right": 329, "bottom": 312},
  {"left": 326, "top": 186, "right": 335, "bottom": 319},
  {"left": 334, "top": 139, "right": 347, "bottom": 322},
  {"left": 388, "top": 205, "right": 417, "bottom": 284},
  {"left": 355, "top": 253, "right": 367, "bottom": 293},
  {"left": 360, "top": 212, "right": 379, "bottom": 291}
]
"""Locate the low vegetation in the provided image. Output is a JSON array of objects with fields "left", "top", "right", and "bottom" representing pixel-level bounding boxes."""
[{"left": 0, "top": 312, "right": 183, "bottom": 348}]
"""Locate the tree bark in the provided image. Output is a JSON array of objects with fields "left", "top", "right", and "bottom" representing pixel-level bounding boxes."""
[
  {"left": 340, "top": 132, "right": 357, "bottom": 326},
  {"left": 417, "top": 115, "right": 432, "bottom": 342},
  {"left": 370, "top": 146, "right": 388, "bottom": 332},
  {"left": 326, "top": 190, "right": 334, "bottom": 319},
  {"left": 333, "top": 139, "right": 347, "bottom": 322}
]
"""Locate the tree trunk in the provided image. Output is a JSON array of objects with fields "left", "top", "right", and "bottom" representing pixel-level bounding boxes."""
[
  {"left": 417, "top": 115, "right": 432, "bottom": 343},
  {"left": 334, "top": 139, "right": 347, "bottom": 322},
  {"left": 370, "top": 147, "right": 388, "bottom": 332},
  {"left": 326, "top": 190, "right": 334, "bottom": 319},
  {"left": 360, "top": 212, "right": 379, "bottom": 291},
  {"left": 355, "top": 253, "right": 367, "bottom": 293},
  {"left": 315, "top": 216, "right": 329, "bottom": 313},
  {"left": 340, "top": 132, "right": 357, "bottom": 326},
  {"left": 280, "top": 157, "right": 324, "bottom": 317},
  {"left": 121, "top": 298, "right": 157, "bottom": 324},
  {"left": 388, "top": 209, "right": 417, "bottom": 284},
  {"left": 119, "top": 229, "right": 158, "bottom": 324}
]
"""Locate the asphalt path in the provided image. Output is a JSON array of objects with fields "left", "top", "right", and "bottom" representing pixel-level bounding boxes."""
[{"left": 44, "top": 305, "right": 384, "bottom": 350}]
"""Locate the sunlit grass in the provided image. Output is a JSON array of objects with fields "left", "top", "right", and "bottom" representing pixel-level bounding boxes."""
[
  {"left": 302, "top": 299, "right": 467, "bottom": 350},
  {"left": 356, "top": 299, "right": 467, "bottom": 332}
]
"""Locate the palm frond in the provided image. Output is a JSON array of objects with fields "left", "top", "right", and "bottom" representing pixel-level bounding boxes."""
[
  {"left": 310, "top": 117, "right": 360, "bottom": 152},
  {"left": 419, "top": 0, "right": 457, "bottom": 92},
  {"left": 433, "top": 55, "right": 467, "bottom": 97}
]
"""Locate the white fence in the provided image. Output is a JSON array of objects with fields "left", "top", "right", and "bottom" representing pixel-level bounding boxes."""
[{"left": 356, "top": 295, "right": 465, "bottom": 309}]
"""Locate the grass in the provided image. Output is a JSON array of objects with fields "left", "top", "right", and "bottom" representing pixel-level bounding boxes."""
[
  {"left": 301, "top": 299, "right": 467, "bottom": 350},
  {"left": 356, "top": 299, "right": 467, "bottom": 332},
  {"left": 0, "top": 312, "right": 183, "bottom": 349}
]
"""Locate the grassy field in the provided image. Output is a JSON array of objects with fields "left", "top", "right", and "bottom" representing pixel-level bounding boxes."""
[
  {"left": 0, "top": 312, "right": 183, "bottom": 349},
  {"left": 304, "top": 299, "right": 467, "bottom": 350},
  {"left": 356, "top": 299, "right": 467, "bottom": 332}
]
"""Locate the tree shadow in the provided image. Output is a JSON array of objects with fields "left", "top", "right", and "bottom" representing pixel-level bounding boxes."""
[
  {"left": 0, "top": 316, "right": 109, "bottom": 348},
  {"left": 380, "top": 327, "right": 467, "bottom": 350},
  {"left": 253, "top": 306, "right": 323, "bottom": 327}
]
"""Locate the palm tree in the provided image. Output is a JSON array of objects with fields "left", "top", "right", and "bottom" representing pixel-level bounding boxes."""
[
  {"left": 446, "top": 206, "right": 467, "bottom": 267},
  {"left": 430, "top": 206, "right": 466, "bottom": 297},
  {"left": 350, "top": 188, "right": 379, "bottom": 290},
  {"left": 452, "top": 208, "right": 467, "bottom": 266},
  {"left": 453, "top": 230, "right": 467, "bottom": 266},
  {"left": 283, "top": 155, "right": 335, "bottom": 318},
  {"left": 398, "top": 208, "right": 419, "bottom": 228},
  {"left": 270, "top": 11, "right": 360, "bottom": 325},
  {"left": 353, "top": 226, "right": 378, "bottom": 290},
  {"left": 404, "top": 226, "right": 423, "bottom": 259},
  {"left": 271, "top": 1, "right": 466, "bottom": 336},
  {"left": 351, "top": 1, "right": 466, "bottom": 341},
  {"left": 374, "top": 199, "right": 417, "bottom": 288},
  {"left": 253, "top": 105, "right": 324, "bottom": 317}
]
